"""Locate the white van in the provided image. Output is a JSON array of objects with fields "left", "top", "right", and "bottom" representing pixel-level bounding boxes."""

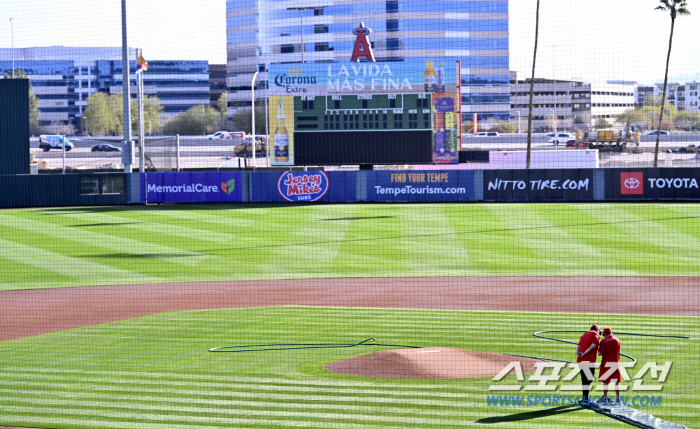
[
  {"left": 474, "top": 132, "right": 499, "bottom": 137},
  {"left": 39, "top": 135, "right": 74, "bottom": 152}
]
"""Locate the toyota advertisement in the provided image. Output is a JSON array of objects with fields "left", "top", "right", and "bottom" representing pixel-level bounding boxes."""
[{"left": 608, "top": 169, "right": 700, "bottom": 200}]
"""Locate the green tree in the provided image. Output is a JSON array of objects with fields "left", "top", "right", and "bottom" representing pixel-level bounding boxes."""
[
  {"left": 654, "top": 0, "right": 690, "bottom": 167},
  {"left": 526, "top": 0, "right": 541, "bottom": 169},
  {"left": 217, "top": 92, "right": 228, "bottom": 126},
  {"left": 614, "top": 108, "right": 643, "bottom": 128},
  {"left": 163, "top": 105, "right": 220, "bottom": 135},
  {"left": 85, "top": 93, "right": 163, "bottom": 136},
  {"left": 231, "top": 104, "right": 267, "bottom": 135},
  {"left": 130, "top": 95, "right": 164, "bottom": 135},
  {"left": 461, "top": 121, "right": 475, "bottom": 133},
  {"left": 594, "top": 118, "right": 612, "bottom": 129},
  {"left": 84, "top": 92, "right": 115, "bottom": 136},
  {"left": 3, "top": 68, "right": 41, "bottom": 135},
  {"left": 493, "top": 121, "right": 517, "bottom": 133}
]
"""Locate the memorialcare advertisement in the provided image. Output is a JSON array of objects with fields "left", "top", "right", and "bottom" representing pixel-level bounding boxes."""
[
  {"left": 608, "top": 168, "right": 700, "bottom": 200},
  {"left": 483, "top": 169, "right": 594, "bottom": 202},
  {"left": 367, "top": 171, "right": 474, "bottom": 202},
  {"left": 142, "top": 172, "right": 243, "bottom": 203}
]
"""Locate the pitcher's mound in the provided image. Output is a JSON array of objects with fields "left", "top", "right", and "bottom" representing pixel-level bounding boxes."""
[{"left": 324, "top": 347, "right": 543, "bottom": 379}]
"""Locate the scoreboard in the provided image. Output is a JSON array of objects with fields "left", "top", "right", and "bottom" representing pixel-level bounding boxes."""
[
  {"left": 268, "top": 61, "right": 461, "bottom": 166},
  {"left": 293, "top": 94, "right": 433, "bottom": 132}
]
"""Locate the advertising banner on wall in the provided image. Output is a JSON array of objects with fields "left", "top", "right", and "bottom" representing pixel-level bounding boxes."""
[
  {"left": 483, "top": 169, "right": 594, "bottom": 201},
  {"left": 268, "top": 95, "right": 295, "bottom": 166},
  {"left": 367, "top": 170, "right": 474, "bottom": 202},
  {"left": 141, "top": 172, "right": 243, "bottom": 203},
  {"left": 267, "top": 61, "right": 460, "bottom": 166},
  {"left": 608, "top": 168, "right": 700, "bottom": 200},
  {"left": 251, "top": 171, "right": 356, "bottom": 203}
]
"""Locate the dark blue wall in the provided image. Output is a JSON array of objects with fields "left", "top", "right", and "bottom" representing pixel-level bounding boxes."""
[{"left": 0, "top": 80, "right": 30, "bottom": 175}]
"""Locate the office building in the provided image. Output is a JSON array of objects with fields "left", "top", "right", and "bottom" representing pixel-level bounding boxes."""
[
  {"left": 0, "top": 47, "right": 209, "bottom": 127},
  {"left": 510, "top": 78, "right": 635, "bottom": 131},
  {"left": 226, "top": 0, "right": 510, "bottom": 122}
]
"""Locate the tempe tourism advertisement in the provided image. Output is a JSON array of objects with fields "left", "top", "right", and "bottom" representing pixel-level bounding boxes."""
[{"left": 267, "top": 60, "right": 461, "bottom": 166}]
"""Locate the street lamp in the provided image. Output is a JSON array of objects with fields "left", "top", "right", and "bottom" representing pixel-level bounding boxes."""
[
  {"left": 516, "top": 111, "right": 521, "bottom": 134},
  {"left": 286, "top": 7, "right": 316, "bottom": 63},
  {"left": 82, "top": 117, "right": 88, "bottom": 136}
]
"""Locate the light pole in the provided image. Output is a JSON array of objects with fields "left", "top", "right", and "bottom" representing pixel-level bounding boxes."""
[
  {"left": 10, "top": 18, "right": 14, "bottom": 78},
  {"left": 549, "top": 45, "right": 559, "bottom": 136},
  {"left": 82, "top": 117, "right": 88, "bottom": 136},
  {"left": 251, "top": 70, "right": 259, "bottom": 167},
  {"left": 120, "top": 0, "right": 133, "bottom": 173},
  {"left": 516, "top": 111, "right": 521, "bottom": 134},
  {"left": 286, "top": 7, "right": 316, "bottom": 63}
]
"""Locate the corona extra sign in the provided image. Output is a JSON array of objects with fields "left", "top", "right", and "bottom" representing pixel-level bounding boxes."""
[{"left": 351, "top": 22, "right": 375, "bottom": 62}]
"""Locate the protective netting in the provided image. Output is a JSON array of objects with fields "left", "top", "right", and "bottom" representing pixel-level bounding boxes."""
[{"left": 0, "top": 1, "right": 699, "bottom": 428}]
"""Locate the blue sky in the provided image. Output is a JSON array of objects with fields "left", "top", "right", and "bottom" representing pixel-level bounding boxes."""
[{"left": 1, "top": 0, "right": 699, "bottom": 83}]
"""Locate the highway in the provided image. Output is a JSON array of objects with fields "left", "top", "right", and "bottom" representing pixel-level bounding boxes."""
[{"left": 29, "top": 134, "right": 700, "bottom": 170}]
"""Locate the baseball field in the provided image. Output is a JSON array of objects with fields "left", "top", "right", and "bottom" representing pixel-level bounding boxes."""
[{"left": 0, "top": 203, "right": 698, "bottom": 429}]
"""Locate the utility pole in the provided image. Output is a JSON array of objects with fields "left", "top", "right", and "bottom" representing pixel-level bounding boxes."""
[{"left": 121, "top": 0, "right": 134, "bottom": 173}]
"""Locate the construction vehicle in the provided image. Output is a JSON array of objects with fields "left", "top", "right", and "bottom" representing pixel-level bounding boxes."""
[
  {"left": 234, "top": 137, "right": 267, "bottom": 158},
  {"left": 575, "top": 129, "right": 641, "bottom": 152}
]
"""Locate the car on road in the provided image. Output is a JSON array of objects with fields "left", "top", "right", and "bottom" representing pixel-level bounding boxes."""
[
  {"left": 91, "top": 144, "right": 121, "bottom": 152},
  {"left": 549, "top": 133, "right": 575, "bottom": 145},
  {"left": 565, "top": 139, "right": 587, "bottom": 148},
  {"left": 645, "top": 130, "right": 669, "bottom": 135},
  {"left": 207, "top": 131, "right": 229, "bottom": 139},
  {"left": 472, "top": 132, "right": 499, "bottom": 137},
  {"left": 225, "top": 132, "right": 246, "bottom": 140},
  {"left": 39, "top": 135, "right": 74, "bottom": 152}
]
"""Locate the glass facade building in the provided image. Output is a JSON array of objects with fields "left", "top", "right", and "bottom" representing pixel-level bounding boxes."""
[
  {"left": 0, "top": 48, "right": 210, "bottom": 127},
  {"left": 226, "top": 0, "right": 509, "bottom": 121}
]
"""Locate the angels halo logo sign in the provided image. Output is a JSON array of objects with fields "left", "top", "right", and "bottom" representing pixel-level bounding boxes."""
[{"left": 278, "top": 171, "right": 330, "bottom": 202}]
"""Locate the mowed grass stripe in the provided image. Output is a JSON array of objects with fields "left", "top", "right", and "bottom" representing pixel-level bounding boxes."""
[
  {"left": 4, "top": 203, "right": 700, "bottom": 289},
  {"left": 0, "top": 389, "right": 496, "bottom": 413},
  {"left": 0, "top": 237, "right": 156, "bottom": 284},
  {"left": 0, "top": 377, "right": 482, "bottom": 400},
  {"left": 0, "top": 212, "right": 207, "bottom": 267},
  {"left": 53, "top": 210, "right": 237, "bottom": 244},
  {"left": 0, "top": 403, "right": 488, "bottom": 426},
  {"left": 0, "top": 307, "right": 696, "bottom": 428}
]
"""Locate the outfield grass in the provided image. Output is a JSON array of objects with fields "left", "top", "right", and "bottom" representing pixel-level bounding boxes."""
[
  {"left": 2, "top": 203, "right": 700, "bottom": 290},
  {"left": 0, "top": 307, "right": 697, "bottom": 428}
]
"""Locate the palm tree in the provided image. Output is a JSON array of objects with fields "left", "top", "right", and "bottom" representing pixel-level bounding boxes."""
[
  {"left": 654, "top": 0, "right": 690, "bottom": 167},
  {"left": 526, "top": 0, "right": 541, "bottom": 169}
]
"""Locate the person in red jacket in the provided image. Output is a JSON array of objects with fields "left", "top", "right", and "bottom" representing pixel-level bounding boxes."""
[
  {"left": 575, "top": 324, "right": 600, "bottom": 405},
  {"left": 598, "top": 327, "right": 622, "bottom": 405}
]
